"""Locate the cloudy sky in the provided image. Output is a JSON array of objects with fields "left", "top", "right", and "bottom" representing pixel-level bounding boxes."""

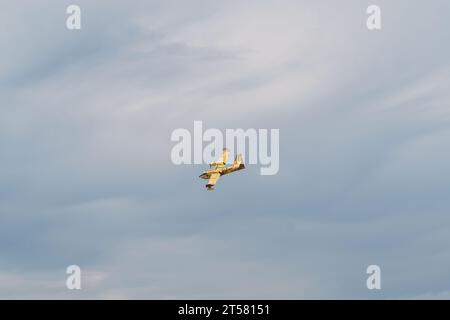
[{"left": 1, "top": 0, "right": 450, "bottom": 299}]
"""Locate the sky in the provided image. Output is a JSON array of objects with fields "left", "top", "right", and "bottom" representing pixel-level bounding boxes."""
[{"left": 1, "top": 0, "right": 450, "bottom": 299}]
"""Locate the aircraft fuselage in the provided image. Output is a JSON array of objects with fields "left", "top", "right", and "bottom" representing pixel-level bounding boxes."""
[{"left": 199, "top": 170, "right": 220, "bottom": 179}]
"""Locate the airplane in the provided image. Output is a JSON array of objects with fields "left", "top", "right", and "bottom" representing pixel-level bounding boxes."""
[{"left": 199, "top": 148, "right": 245, "bottom": 190}]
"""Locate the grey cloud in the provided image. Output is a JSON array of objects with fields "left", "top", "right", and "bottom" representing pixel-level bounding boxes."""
[{"left": 1, "top": 0, "right": 450, "bottom": 299}]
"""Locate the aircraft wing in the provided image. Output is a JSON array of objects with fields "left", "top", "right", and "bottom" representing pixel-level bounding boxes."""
[
  {"left": 211, "top": 148, "right": 229, "bottom": 166},
  {"left": 206, "top": 172, "right": 220, "bottom": 189},
  {"left": 219, "top": 148, "right": 229, "bottom": 164}
]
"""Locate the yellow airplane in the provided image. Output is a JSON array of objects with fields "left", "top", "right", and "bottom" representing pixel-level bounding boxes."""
[{"left": 199, "top": 148, "right": 245, "bottom": 190}]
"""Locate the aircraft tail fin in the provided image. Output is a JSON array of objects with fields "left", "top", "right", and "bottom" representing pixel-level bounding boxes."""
[{"left": 232, "top": 154, "right": 244, "bottom": 169}]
